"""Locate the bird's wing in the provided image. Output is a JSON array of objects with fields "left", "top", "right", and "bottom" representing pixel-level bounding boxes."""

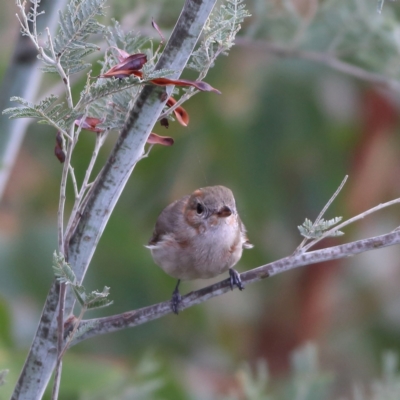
[{"left": 148, "top": 195, "right": 189, "bottom": 245}]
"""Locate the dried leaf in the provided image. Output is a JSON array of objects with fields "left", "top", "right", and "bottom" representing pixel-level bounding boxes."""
[
  {"left": 147, "top": 132, "right": 174, "bottom": 146},
  {"left": 75, "top": 116, "right": 104, "bottom": 133},
  {"left": 151, "top": 77, "right": 221, "bottom": 94},
  {"left": 152, "top": 18, "right": 165, "bottom": 44},
  {"left": 166, "top": 97, "right": 189, "bottom": 126},
  {"left": 100, "top": 53, "right": 147, "bottom": 78},
  {"left": 99, "top": 51, "right": 220, "bottom": 95},
  {"left": 75, "top": 116, "right": 174, "bottom": 146},
  {"left": 54, "top": 131, "right": 65, "bottom": 163}
]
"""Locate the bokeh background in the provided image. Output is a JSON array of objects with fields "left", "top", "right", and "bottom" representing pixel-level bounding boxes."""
[{"left": 1, "top": 0, "right": 400, "bottom": 398}]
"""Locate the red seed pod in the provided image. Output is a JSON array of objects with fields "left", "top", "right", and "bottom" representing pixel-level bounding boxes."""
[
  {"left": 147, "top": 132, "right": 174, "bottom": 146},
  {"left": 55, "top": 131, "right": 66, "bottom": 163}
]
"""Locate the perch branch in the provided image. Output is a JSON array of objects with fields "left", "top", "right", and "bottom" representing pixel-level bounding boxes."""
[{"left": 70, "top": 229, "right": 400, "bottom": 345}]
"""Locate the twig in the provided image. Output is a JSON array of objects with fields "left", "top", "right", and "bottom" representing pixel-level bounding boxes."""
[
  {"left": 295, "top": 175, "right": 348, "bottom": 252},
  {"left": 58, "top": 306, "right": 87, "bottom": 361},
  {"left": 158, "top": 88, "right": 198, "bottom": 121},
  {"left": 51, "top": 282, "right": 66, "bottom": 400},
  {"left": 235, "top": 38, "right": 400, "bottom": 92},
  {"left": 64, "top": 131, "right": 106, "bottom": 240},
  {"left": 70, "top": 228, "right": 400, "bottom": 346},
  {"left": 16, "top": 1, "right": 55, "bottom": 65},
  {"left": 57, "top": 124, "right": 74, "bottom": 253},
  {"left": 46, "top": 26, "right": 57, "bottom": 59},
  {"left": 315, "top": 176, "right": 348, "bottom": 225},
  {"left": 302, "top": 197, "right": 400, "bottom": 252},
  {"left": 68, "top": 165, "right": 79, "bottom": 199}
]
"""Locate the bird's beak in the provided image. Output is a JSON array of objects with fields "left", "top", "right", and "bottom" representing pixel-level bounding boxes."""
[{"left": 216, "top": 206, "right": 232, "bottom": 218}]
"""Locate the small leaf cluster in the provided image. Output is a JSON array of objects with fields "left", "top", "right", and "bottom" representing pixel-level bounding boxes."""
[
  {"left": 81, "top": 21, "right": 176, "bottom": 131},
  {"left": 2, "top": 96, "right": 75, "bottom": 134},
  {"left": 78, "top": 353, "right": 164, "bottom": 400},
  {"left": 298, "top": 217, "right": 344, "bottom": 239},
  {"left": 226, "top": 343, "right": 332, "bottom": 400},
  {"left": 52, "top": 252, "right": 113, "bottom": 310},
  {"left": 188, "top": 0, "right": 251, "bottom": 72},
  {"left": 48, "top": 0, "right": 107, "bottom": 75},
  {"left": 0, "top": 369, "right": 9, "bottom": 387},
  {"left": 4, "top": 0, "right": 246, "bottom": 141}
]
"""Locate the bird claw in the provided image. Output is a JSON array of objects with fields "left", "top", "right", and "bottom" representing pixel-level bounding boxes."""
[
  {"left": 229, "top": 268, "right": 244, "bottom": 291},
  {"left": 171, "top": 280, "right": 182, "bottom": 314}
]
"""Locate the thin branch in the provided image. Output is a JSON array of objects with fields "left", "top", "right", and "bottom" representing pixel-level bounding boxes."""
[
  {"left": 70, "top": 229, "right": 400, "bottom": 346},
  {"left": 64, "top": 128, "right": 105, "bottom": 241},
  {"left": 15, "top": 1, "right": 55, "bottom": 65},
  {"left": 236, "top": 38, "right": 400, "bottom": 92},
  {"left": 46, "top": 26, "right": 57, "bottom": 59},
  {"left": 295, "top": 175, "right": 348, "bottom": 252},
  {"left": 51, "top": 282, "right": 66, "bottom": 400},
  {"left": 57, "top": 127, "right": 73, "bottom": 253},
  {"left": 302, "top": 197, "right": 400, "bottom": 252},
  {"left": 158, "top": 87, "right": 198, "bottom": 121},
  {"left": 59, "top": 305, "right": 87, "bottom": 361},
  {"left": 315, "top": 176, "right": 348, "bottom": 225},
  {"left": 68, "top": 165, "right": 79, "bottom": 199}
]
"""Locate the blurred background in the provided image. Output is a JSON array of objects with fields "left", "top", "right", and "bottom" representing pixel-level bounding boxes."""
[{"left": 1, "top": 0, "right": 400, "bottom": 398}]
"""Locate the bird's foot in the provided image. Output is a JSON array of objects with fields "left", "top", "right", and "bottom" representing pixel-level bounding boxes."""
[
  {"left": 229, "top": 268, "right": 244, "bottom": 291},
  {"left": 171, "top": 280, "right": 182, "bottom": 315}
]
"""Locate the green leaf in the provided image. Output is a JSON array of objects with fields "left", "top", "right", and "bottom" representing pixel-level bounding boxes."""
[
  {"left": 72, "top": 285, "right": 87, "bottom": 306},
  {"left": 85, "top": 286, "right": 113, "bottom": 310},
  {"left": 52, "top": 251, "right": 77, "bottom": 285},
  {"left": 298, "top": 217, "right": 343, "bottom": 239}
]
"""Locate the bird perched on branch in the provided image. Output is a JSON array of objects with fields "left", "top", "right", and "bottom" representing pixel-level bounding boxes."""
[{"left": 146, "top": 185, "right": 253, "bottom": 314}]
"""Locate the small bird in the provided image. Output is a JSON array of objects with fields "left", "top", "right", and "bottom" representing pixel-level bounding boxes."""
[{"left": 146, "top": 185, "right": 253, "bottom": 314}]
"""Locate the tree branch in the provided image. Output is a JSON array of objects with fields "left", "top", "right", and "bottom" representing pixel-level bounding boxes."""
[
  {"left": 70, "top": 229, "right": 400, "bottom": 345},
  {"left": 236, "top": 38, "right": 400, "bottom": 92},
  {"left": 11, "top": 1, "right": 218, "bottom": 398}
]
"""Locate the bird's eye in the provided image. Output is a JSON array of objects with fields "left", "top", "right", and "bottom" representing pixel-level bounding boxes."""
[{"left": 196, "top": 203, "right": 204, "bottom": 215}]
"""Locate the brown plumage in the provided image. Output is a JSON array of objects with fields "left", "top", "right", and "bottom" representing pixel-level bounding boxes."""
[{"left": 146, "top": 185, "right": 253, "bottom": 313}]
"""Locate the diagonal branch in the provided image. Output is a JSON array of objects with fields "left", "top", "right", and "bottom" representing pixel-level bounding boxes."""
[
  {"left": 11, "top": 1, "right": 218, "bottom": 398},
  {"left": 236, "top": 38, "right": 400, "bottom": 92},
  {"left": 70, "top": 229, "right": 400, "bottom": 346}
]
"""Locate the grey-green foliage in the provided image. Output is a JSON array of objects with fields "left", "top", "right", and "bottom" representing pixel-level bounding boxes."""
[
  {"left": 298, "top": 217, "right": 343, "bottom": 239},
  {"left": 222, "top": 343, "right": 333, "bottom": 400},
  {"left": 80, "top": 353, "right": 164, "bottom": 400},
  {"left": 188, "top": 0, "right": 251, "bottom": 72},
  {"left": 52, "top": 251, "right": 113, "bottom": 310},
  {"left": 80, "top": 20, "right": 175, "bottom": 131},
  {"left": 225, "top": 347, "right": 400, "bottom": 400},
  {"left": 49, "top": 0, "right": 107, "bottom": 75},
  {"left": 251, "top": 0, "right": 400, "bottom": 78},
  {"left": 287, "top": 343, "right": 333, "bottom": 400},
  {"left": 317, "top": 0, "right": 400, "bottom": 73},
  {"left": 105, "top": 19, "right": 151, "bottom": 57},
  {"left": 3, "top": 0, "right": 249, "bottom": 138},
  {"left": 237, "top": 360, "right": 272, "bottom": 400},
  {"left": 2, "top": 95, "right": 75, "bottom": 133},
  {"left": 0, "top": 369, "right": 9, "bottom": 387},
  {"left": 353, "top": 352, "right": 400, "bottom": 400}
]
